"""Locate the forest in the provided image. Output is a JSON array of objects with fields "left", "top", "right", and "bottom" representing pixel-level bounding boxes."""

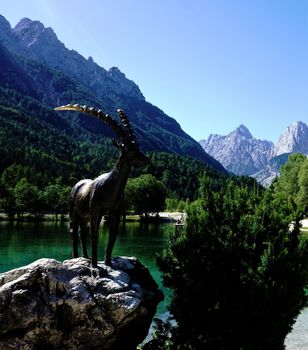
[{"left": 0, "top": 80, "right": 227, "bottom": 219}]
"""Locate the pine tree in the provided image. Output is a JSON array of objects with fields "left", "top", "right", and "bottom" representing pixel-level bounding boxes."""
[{"left": 146, "top": 177, "right": 308, "bottom": 349}]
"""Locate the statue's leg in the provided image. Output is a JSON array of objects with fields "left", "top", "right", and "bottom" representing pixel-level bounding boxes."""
[
  {"left": 90, "top": 209, "right": 102, "bottom": 268},
  {"left": 80, "top": 220, "right": 89, "bottom": 259},
  {"left": 69, "top": 215, "right": 79, "bottom": 258},
  {"left": 105, "top": 212, "right": 120, "bottom": 266}
]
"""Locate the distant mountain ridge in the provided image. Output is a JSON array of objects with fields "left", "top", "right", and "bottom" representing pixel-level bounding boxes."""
[
  {"left": 200, "top": 125, "right": 274, "bottom": 176},
  {"left": 200, "top": 121, "right": 308, "bottom": 186},
  {"left": 0, "top": 15, "right": 224, "bottom": 172}
]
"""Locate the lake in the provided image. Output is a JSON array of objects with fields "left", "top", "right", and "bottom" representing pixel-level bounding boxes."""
[
  {"left": 0, "top": 220, "right": 172, "bottom": 316},
  {"left": 0, "top": 220, "right": 306, "bottom": 348}
]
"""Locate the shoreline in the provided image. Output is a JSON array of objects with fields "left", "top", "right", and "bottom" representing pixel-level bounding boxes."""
[{"left": 0, "top": 211, "right": 184, "bottom": 223}]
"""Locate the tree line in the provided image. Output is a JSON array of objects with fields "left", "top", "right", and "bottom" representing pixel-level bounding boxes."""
[
  {"left": 0, "top": 95, "right": 232, "bottom": 221},
  {"left": 0, "top": 152, "right": 225, "bottom": 219},
  {"left": 0, "top": 84, "right": 231, "bottom": 219}
]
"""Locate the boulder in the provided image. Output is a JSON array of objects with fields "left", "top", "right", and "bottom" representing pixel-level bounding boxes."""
[{"left": 0, "top": 257, "right": 163, "bottom": 350}]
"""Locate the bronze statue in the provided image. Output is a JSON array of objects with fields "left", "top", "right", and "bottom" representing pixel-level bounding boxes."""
[{"left": 55, "top": 104, "right": 149, "bottom": 267}]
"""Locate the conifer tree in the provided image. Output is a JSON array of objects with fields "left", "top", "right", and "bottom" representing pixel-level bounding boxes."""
[{"left": 145, "top": 176, "right": 308, "bottom": 349}]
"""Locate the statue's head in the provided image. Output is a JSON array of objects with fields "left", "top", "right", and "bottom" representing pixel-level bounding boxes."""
[
  {"left": 55, "top": 104, "right": 150, "bottom": 167},
  {"left": 122, "top": 143, "right": 149, "bottom": 167}
]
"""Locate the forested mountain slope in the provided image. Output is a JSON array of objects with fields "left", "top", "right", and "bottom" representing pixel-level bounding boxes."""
[{"left": 0, "top": 15, "right": 224, "bottom": 171}]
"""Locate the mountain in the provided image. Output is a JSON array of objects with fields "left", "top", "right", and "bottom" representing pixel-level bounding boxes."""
[
  {"left": 0, "top": 15, "right": 224, "bottom": 172},
  {"left": 274, "top": 121, "right": 308, "bottom": 156},
  {"left": 9, "top": 17, "right": 145, "bottom": 102},
  {"left": 250, "top": 153, "right": 291, "bottom": 187},
  {"left": 0, "top": 41, "right": 37, "bottom": 97},
  {"left": 200, "top": 125, "right": 274, "bottom": 176},
  {"left": 200, "top": 122, "right": 308, "bottom": 186}
]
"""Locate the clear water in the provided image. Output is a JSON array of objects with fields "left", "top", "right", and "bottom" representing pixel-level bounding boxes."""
[{"left": 0, "top": 220, "right": 172, "bottom": 315}]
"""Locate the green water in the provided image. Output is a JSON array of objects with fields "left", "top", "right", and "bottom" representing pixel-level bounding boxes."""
[{"left": 0, "top": 220, "right": 172, "bottom": 315}]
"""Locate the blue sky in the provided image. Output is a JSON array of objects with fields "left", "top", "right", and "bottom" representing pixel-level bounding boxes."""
[{"left": 1, "top": 0, "right": 307, "bottom": 143}]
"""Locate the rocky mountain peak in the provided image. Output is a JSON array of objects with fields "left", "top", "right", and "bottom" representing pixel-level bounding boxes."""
[
  {"left": 109, "top": 66, "right": 124, "bottom": 77},
  {"left": 13, "top": 18, "right": 59, "bottom": 48},
  {"left": 274, "top": 121, "right": 308, "bottom": 156},
  {"left": 234, "top": 124, "right": 252, "bottom": 138},
  {"left": 14, "top": 17, "right": 44, "bottom": 32},
  {"left": 294, "top": 120, "right": 307, "bottom": 128},
  {"left": 107, "top": 66, "right": 145, "bottom": 100},
  {"left": 200, "top": 125, "right": 274, "bottom": 176}
]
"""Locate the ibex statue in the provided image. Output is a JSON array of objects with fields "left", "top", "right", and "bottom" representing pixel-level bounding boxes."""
[{"left": 55, "top": 104, "right": 149, "bottom": 267}]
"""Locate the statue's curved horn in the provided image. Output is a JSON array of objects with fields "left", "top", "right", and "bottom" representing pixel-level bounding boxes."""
[
  {"left": 117, "top": 109, "right": 136, "bottom": 143},
  {"left": 55, "top": 104, "right": 128, "bottom": 141},
  {"left": 55, "top": 105, "right": 83, "bottom": 111}
]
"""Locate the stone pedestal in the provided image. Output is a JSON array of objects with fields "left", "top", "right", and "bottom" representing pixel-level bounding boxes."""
[{"left": 0, "top": 257, "right": 163, "bottom": 350}]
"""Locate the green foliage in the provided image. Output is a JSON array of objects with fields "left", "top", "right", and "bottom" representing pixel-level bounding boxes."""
[
  {"left": 147, "top": 176, "right": 308, "bottom": 349},
  {"left": 275, "top": 153, "right": 306, "bottom": 195},
  {"left": 0, "top": 81, "right": 228, "bottom": 216},
  {"left": 0, "top": 91, "right": 118, "bottom": 215},
  {"left": 132, "top": 152, "right": 228, "bottom": 201},
  {"left": 297, "top": 158, "right": 308, "bottom": 213},
  {"left": 0, "top": 111, "right": 228, "bottom": 215},
  {"left": 273, "top": 153, "right": 308, "bottom": 215},
  {"left": 0, "top": 36, "right": 228, "bottom": 216},
  {"left": 14, "top": 178, "right": 42, "bottom": 215},
  {"left": 165, "top": 198, "right": 189, "bottom": 212},
  {"left": 124, "top": 174, "right": 166, "bottom": 217},
  {"left": 41, "top": 181, "right": 71, "bottom": 214}
]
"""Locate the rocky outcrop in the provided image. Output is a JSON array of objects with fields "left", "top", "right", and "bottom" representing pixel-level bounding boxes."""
[
  {"left": 250, "top": 166, "right": 278, "bottom": 187},
  {"left": 0, "top": 257, "right": 163, "bottom": 350}
]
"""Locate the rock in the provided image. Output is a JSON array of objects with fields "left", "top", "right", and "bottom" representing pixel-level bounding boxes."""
[
  {"left": 250, "top": 165, "right": 278, "bottom": 187},
  {"left": 0, "top": 257, "right": 163, "bottom": 350}
]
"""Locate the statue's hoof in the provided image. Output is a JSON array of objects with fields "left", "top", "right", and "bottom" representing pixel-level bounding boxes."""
[
  {"left": 89, "top": 258, "right": 98, "bottom": 268},
  {"left": 104, "top": 259, "right": 112, "bottom": 267}
]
